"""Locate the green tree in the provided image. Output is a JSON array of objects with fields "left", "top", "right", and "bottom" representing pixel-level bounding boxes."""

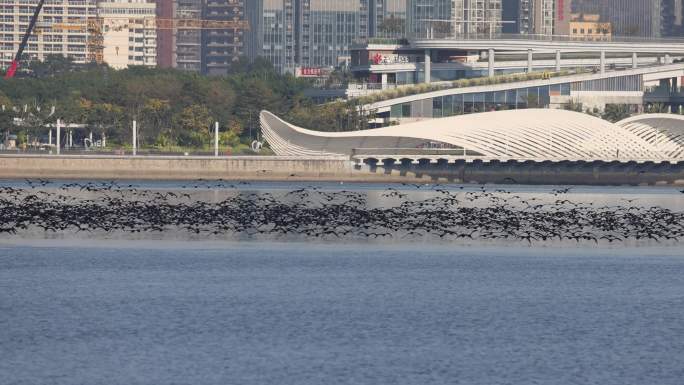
[
  {"left": 601, "top": 104, "right": 631, "bottom": 122},
  {"left": 0, "top": 92, "right": 14, "bottom": 133},
  {"left": 172, "top": 104, "right": 213, "bottom": 147},
  {"left": 28, "top": 55, "right": 82, "bottom": 78},
  {"left": 562, "top": 100, "right": 583, "bottom": 112},
  {"left": 646, "top": 103, "right": 669, "bottom": 113}
]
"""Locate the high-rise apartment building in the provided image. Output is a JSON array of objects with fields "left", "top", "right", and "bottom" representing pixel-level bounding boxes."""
[
  {"left": 202, "top": 0, "right": 244, "bottom": 75},
  {"left": 0, "top": 0, "right": 158, "bottom": 71},
  {"left": 155, "top": 0, "right": 173, "bottom": 68},
  {"left": 407, "top": 0, "right": 502, "bottom": 38},
  {"left": 173, "top": 0, "right": 201, "bottom": 72},
  {"left": 170, "top": 0, "right": 246, "bottom": 75},
  {"left": 518, "top": 0, "right": 554, "bottom": 35},
  {"left": 0, "top": 0, "right": 98, "bottom": 70},
  {"left": 98, "top": 0, "right": 157, "bottom": 69}
]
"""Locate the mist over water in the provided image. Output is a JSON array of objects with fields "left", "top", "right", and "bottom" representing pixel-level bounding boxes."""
[{"left": 1, "top": 181, "right": 683, "bottom": 384}]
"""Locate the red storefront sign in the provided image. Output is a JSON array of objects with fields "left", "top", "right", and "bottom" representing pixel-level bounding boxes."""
[{"left": 299, "top": 67, "right": 323, "bottom": 77}]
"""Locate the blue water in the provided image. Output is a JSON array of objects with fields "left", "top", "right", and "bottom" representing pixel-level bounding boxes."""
[{"left": 1, "top": 242, "right": 684, "bottom": 385}]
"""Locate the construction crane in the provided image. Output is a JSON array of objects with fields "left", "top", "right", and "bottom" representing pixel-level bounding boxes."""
[
  {"left": 4, "top": 0, "right": 46, "bottom": 79},
  {"left": 51, "top": 17, "right": 250, "bottom": 64},
  {"left": 5, "top": 11, "right": 250, "bottom": 73},
  {"left": 48, "top": 18, "right": 250, "bottom": 32}
]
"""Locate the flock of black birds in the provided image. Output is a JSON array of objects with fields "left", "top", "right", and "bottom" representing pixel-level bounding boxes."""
[{"left": 0, "top": 179, "right": 683, "bottom": 244}]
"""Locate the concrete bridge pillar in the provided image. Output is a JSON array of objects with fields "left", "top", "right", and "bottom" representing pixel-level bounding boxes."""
[
  {"left": 488, "top": 49, "right": 495, "bottom": 77},
  {"left": 555, "top": 50, "right": 561, "bottom": 72},
  {"left": 527, "top": 49, "right": 533, "bottom": 73},
  {"left": 424, "top": 49, "right": 431, "bottom": 83},
  {"left": 600, "top": 50, "right": 605, "bottom": 74},
  {"left": 632, "top": 52, "right": 638, "bottom": 69}
]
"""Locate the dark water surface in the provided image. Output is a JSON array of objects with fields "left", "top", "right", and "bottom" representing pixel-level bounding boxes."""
[{"left": 1, "top": 241, "right": 684, "bottom": 385}]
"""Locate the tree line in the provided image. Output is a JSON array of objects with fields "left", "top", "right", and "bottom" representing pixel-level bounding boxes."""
[{"left": 0, "top": 56, "right": 369, "bottom": 150}]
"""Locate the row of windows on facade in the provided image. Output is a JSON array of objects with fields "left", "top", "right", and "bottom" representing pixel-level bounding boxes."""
[
  {"left": 1, "top": 6, "right": 152, "bottom": 15},
  {"left": 572, "top": 28, "right": 610, "bottom": 35},
  {"left": 390, "top": 85, "right": 571, "bottom": 119},
  {"left": 388, "top": 76, "right": 643, "bottom": 119},
  {"left": 262, "top": 44, "right": 351, "bottom": 51},
  {"left": 0, "top": 0, "right": 93, "bottom": 4},
  {"left": 0, "top": 34, "right": 86, "bottom": 42}
]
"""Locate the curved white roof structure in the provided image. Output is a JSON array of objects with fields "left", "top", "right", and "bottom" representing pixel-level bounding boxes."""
[
  {"left": 261, "top": 109, "right": 683, "bottom": 162},
  {"left": 617, "top": 114, "right": 684, "bottom": 159}
]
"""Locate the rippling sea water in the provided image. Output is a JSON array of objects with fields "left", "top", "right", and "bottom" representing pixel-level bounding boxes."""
[{"left": 1, "top": 182, "right": 683, "bottom": 384}]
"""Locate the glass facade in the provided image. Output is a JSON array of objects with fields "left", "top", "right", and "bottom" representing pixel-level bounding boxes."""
[
  {"left": 389, "top": 75, "right": 644, "bottom": 120},
  {"left": 299, "top": 1, "right": 368, "bottom": 67},
  {"left": 251, "top": 0, "right": 296, "bottom": 74},
  {"left": 248, "top": 0, "right": 375, "bottom": 73},
  {"left": 370, "top": 0, "right": 407, "bottom": 38},
  {"left": 390, "top": 82, "right": 577, "bottom": 119}
]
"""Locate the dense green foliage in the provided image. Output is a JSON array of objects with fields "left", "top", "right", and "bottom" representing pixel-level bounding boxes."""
[{"left": 0, "top": 57, "right": 351, "bottom": 148}]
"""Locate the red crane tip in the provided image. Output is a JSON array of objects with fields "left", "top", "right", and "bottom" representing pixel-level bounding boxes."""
[{"left": 4, "top": 61, "right": 18, "bottom": 79}]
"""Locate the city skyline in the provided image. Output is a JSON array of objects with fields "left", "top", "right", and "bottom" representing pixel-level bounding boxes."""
[{"left": 1, "top": 0, "right": 683, "bottom": 76}]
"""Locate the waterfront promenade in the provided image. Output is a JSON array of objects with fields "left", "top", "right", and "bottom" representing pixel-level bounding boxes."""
[{"left": 1, "top": 154, "right": 683, "bottom": 185}]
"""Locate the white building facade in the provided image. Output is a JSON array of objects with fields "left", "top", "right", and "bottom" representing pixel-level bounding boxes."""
[
  {"left": 98, "top": 0, "right": 156, "bottom": 69},
  {"left": 0, "top": 0, "right": 156, "bottom": 71},
  {"left": 0, "top": 0, "right": 97, "bottom": 69}
]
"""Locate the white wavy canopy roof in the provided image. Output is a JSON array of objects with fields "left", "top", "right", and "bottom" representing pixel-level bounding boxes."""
[
  {"left": 261, "top": 109, "right": 683, "bottom": 161},
  {"left": 617, "top": 114, "right": 684, "bottom": 159}
]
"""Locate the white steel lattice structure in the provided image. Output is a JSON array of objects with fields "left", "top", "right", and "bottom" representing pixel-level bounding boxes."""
[
  {"left": 261, "top": 109, "right": 684, "bottom": 162},
  {"left": 617, "top": 114, "right": 684, "bottom": 159}
]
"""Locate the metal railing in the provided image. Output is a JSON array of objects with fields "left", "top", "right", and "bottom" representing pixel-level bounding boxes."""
[
  {"left": 358, "top": 34, "right": 684, "bottom": 46},
  {"left": 352, "top": 148, "right": 479, "bottom": 157}
]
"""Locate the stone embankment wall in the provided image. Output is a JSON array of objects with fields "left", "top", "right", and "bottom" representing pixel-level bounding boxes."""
[
  {"left": 0, "top": 155, "right": 355, "bottom": 181},
  {"left": 0, "top": 155, "right": 682, "bottom": 185}
]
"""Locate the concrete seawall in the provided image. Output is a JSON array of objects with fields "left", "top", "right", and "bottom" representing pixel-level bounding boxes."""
[
  {"left": 0, "top": 155, "right": 683, "bottom": 185},
  {"left": 0, "top": 155, "right": 357, "bottom": 181}
]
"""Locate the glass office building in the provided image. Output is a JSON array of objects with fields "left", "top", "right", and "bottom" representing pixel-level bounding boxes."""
[
  {"left": 370, "top": 0, "right": 407, "bottom": 38},
  {"left": 248, "top": 0, "right": 504, "bottom": 73},
  {"left": 298, "top": 1, "right": 369, "bottom": 67},
  {"left": 248, "top": 0, "right": 378, "bottom": 73}
]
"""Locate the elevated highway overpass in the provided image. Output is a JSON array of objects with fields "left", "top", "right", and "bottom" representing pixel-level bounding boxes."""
[
  {"left": 410, "top": 37, "right": 684, "bottom": 55},
  {"left": 352, "top": 36, "right": 684, "bottom": 85}
]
